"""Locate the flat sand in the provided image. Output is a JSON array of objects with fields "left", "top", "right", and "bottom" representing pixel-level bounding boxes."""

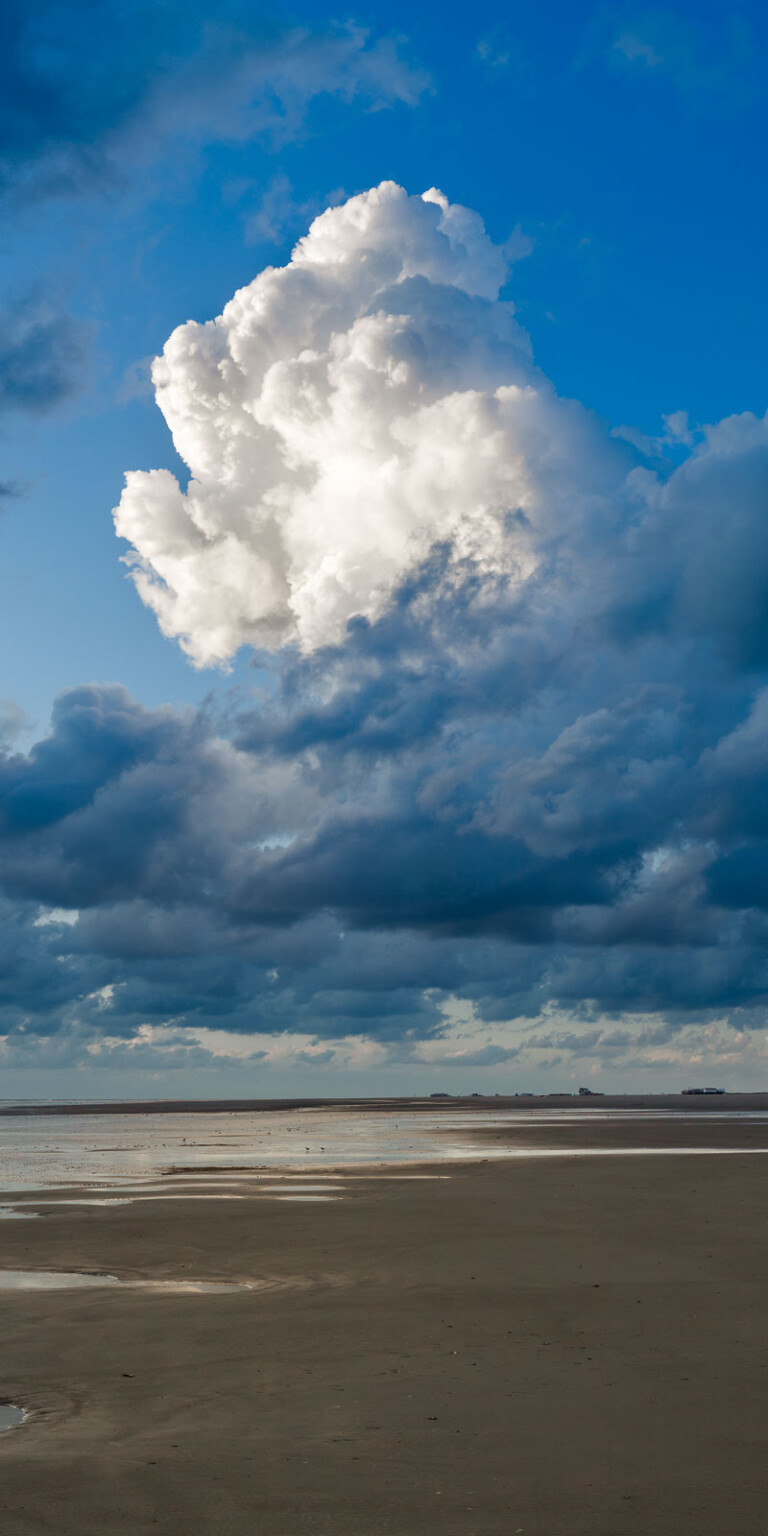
[{"left": 2, "top": 1115, "right": 768, "bottom": 1534}]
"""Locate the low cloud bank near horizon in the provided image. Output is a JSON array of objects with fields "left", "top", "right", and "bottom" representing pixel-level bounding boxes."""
[{"left": 3, "top": 183, "right": 768, "bottom": 1083}]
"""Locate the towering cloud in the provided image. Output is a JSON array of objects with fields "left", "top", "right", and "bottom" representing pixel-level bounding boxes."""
[
  {"left": 115, "top": 182, "right": 596, "bottom": 661},
  {"left": 4, "top": 184, "right": 768, "bottom": 1080}
]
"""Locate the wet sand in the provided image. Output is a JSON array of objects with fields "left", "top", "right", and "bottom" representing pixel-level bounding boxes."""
[{"left": 1, "top": 1117, "right": 768, "bottom": 1534}]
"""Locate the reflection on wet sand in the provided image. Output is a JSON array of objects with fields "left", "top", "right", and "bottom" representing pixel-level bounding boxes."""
[
  {"left": 269, "top": 1195, "right": 340, "bottom": 1202},
  {"left": 259, "top": 1184, "right": 344, "bottom": 1195}
]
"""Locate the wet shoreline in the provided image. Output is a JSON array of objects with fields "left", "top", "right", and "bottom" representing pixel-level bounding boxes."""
[{"left": 3, "top": 1103, "right": 768, "bottom": 1195}]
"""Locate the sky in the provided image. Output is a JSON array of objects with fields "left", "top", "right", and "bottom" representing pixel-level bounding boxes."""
[{"left": 1, "top": 0, "right": 767, "bottom": 1098}]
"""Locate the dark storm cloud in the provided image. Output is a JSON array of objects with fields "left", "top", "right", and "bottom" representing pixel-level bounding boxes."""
[
  {"left": 0, "top": 683, "right": 260, "bottom": 908},
  {"left": 0, "top": 900, "right": 78, "bottom": 1023}
]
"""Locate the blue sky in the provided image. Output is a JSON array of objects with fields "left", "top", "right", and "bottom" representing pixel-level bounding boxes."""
[{"left": 1, "top": 0, "right": 767, "bottom": 1096}]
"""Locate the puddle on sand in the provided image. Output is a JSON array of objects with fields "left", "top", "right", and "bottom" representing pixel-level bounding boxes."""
[
  {"left": 6, "top": 1198, "right": 133, "bottom": 1209},
  {"left": 0, "top": 1206, "right": 38, "bottom": 1219},
  {"left": 103, "top": 1194, "right": 247, "bottom": 1203},
  {"left": 0, "top": 1270, "right": 251, "bottom": 1293},
  {"left": 0, "top": 1270, "right": 126, "bottom": 1290},
  {"left": 1, "top": 1195, "right": 248, "bottom": 1214},
  {"left": 270, "top": 1194, "right": 339, "bottom": 1203},
  {"left": 0, "top": 1404, "right": 24, "bottom": 1431}
]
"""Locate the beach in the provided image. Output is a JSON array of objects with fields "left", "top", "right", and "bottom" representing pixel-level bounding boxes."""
[{"left": 1, "top": 1109, "right": 768, "bottom": 1534}]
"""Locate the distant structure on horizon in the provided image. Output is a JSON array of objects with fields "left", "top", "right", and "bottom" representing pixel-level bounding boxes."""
[{"left": 681, "top": 1087, "right": 726, "bottom": 1095}]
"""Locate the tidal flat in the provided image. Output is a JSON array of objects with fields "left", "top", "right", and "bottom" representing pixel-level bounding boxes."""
[{"left": 1, "top": 1105, "right": 768, "bottom": 1534}]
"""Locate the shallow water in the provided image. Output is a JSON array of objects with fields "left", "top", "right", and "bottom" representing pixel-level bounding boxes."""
[
  {"left": 0, "top": 1107, "right": 767, "bottom": 1194},
  {"left": 0, "top": 1270, "right": 251, "bottom": 1293},
  {"left": 0, "top": 1404, "right": 24, "bottom": 1431},
  {"left": 0, "top": 1269, "right": 123, "bottom": 1289}
]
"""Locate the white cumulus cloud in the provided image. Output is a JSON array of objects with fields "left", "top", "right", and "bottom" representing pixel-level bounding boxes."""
[{"left": 114, "top": 181, "right": 589, "bottom": 665}]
